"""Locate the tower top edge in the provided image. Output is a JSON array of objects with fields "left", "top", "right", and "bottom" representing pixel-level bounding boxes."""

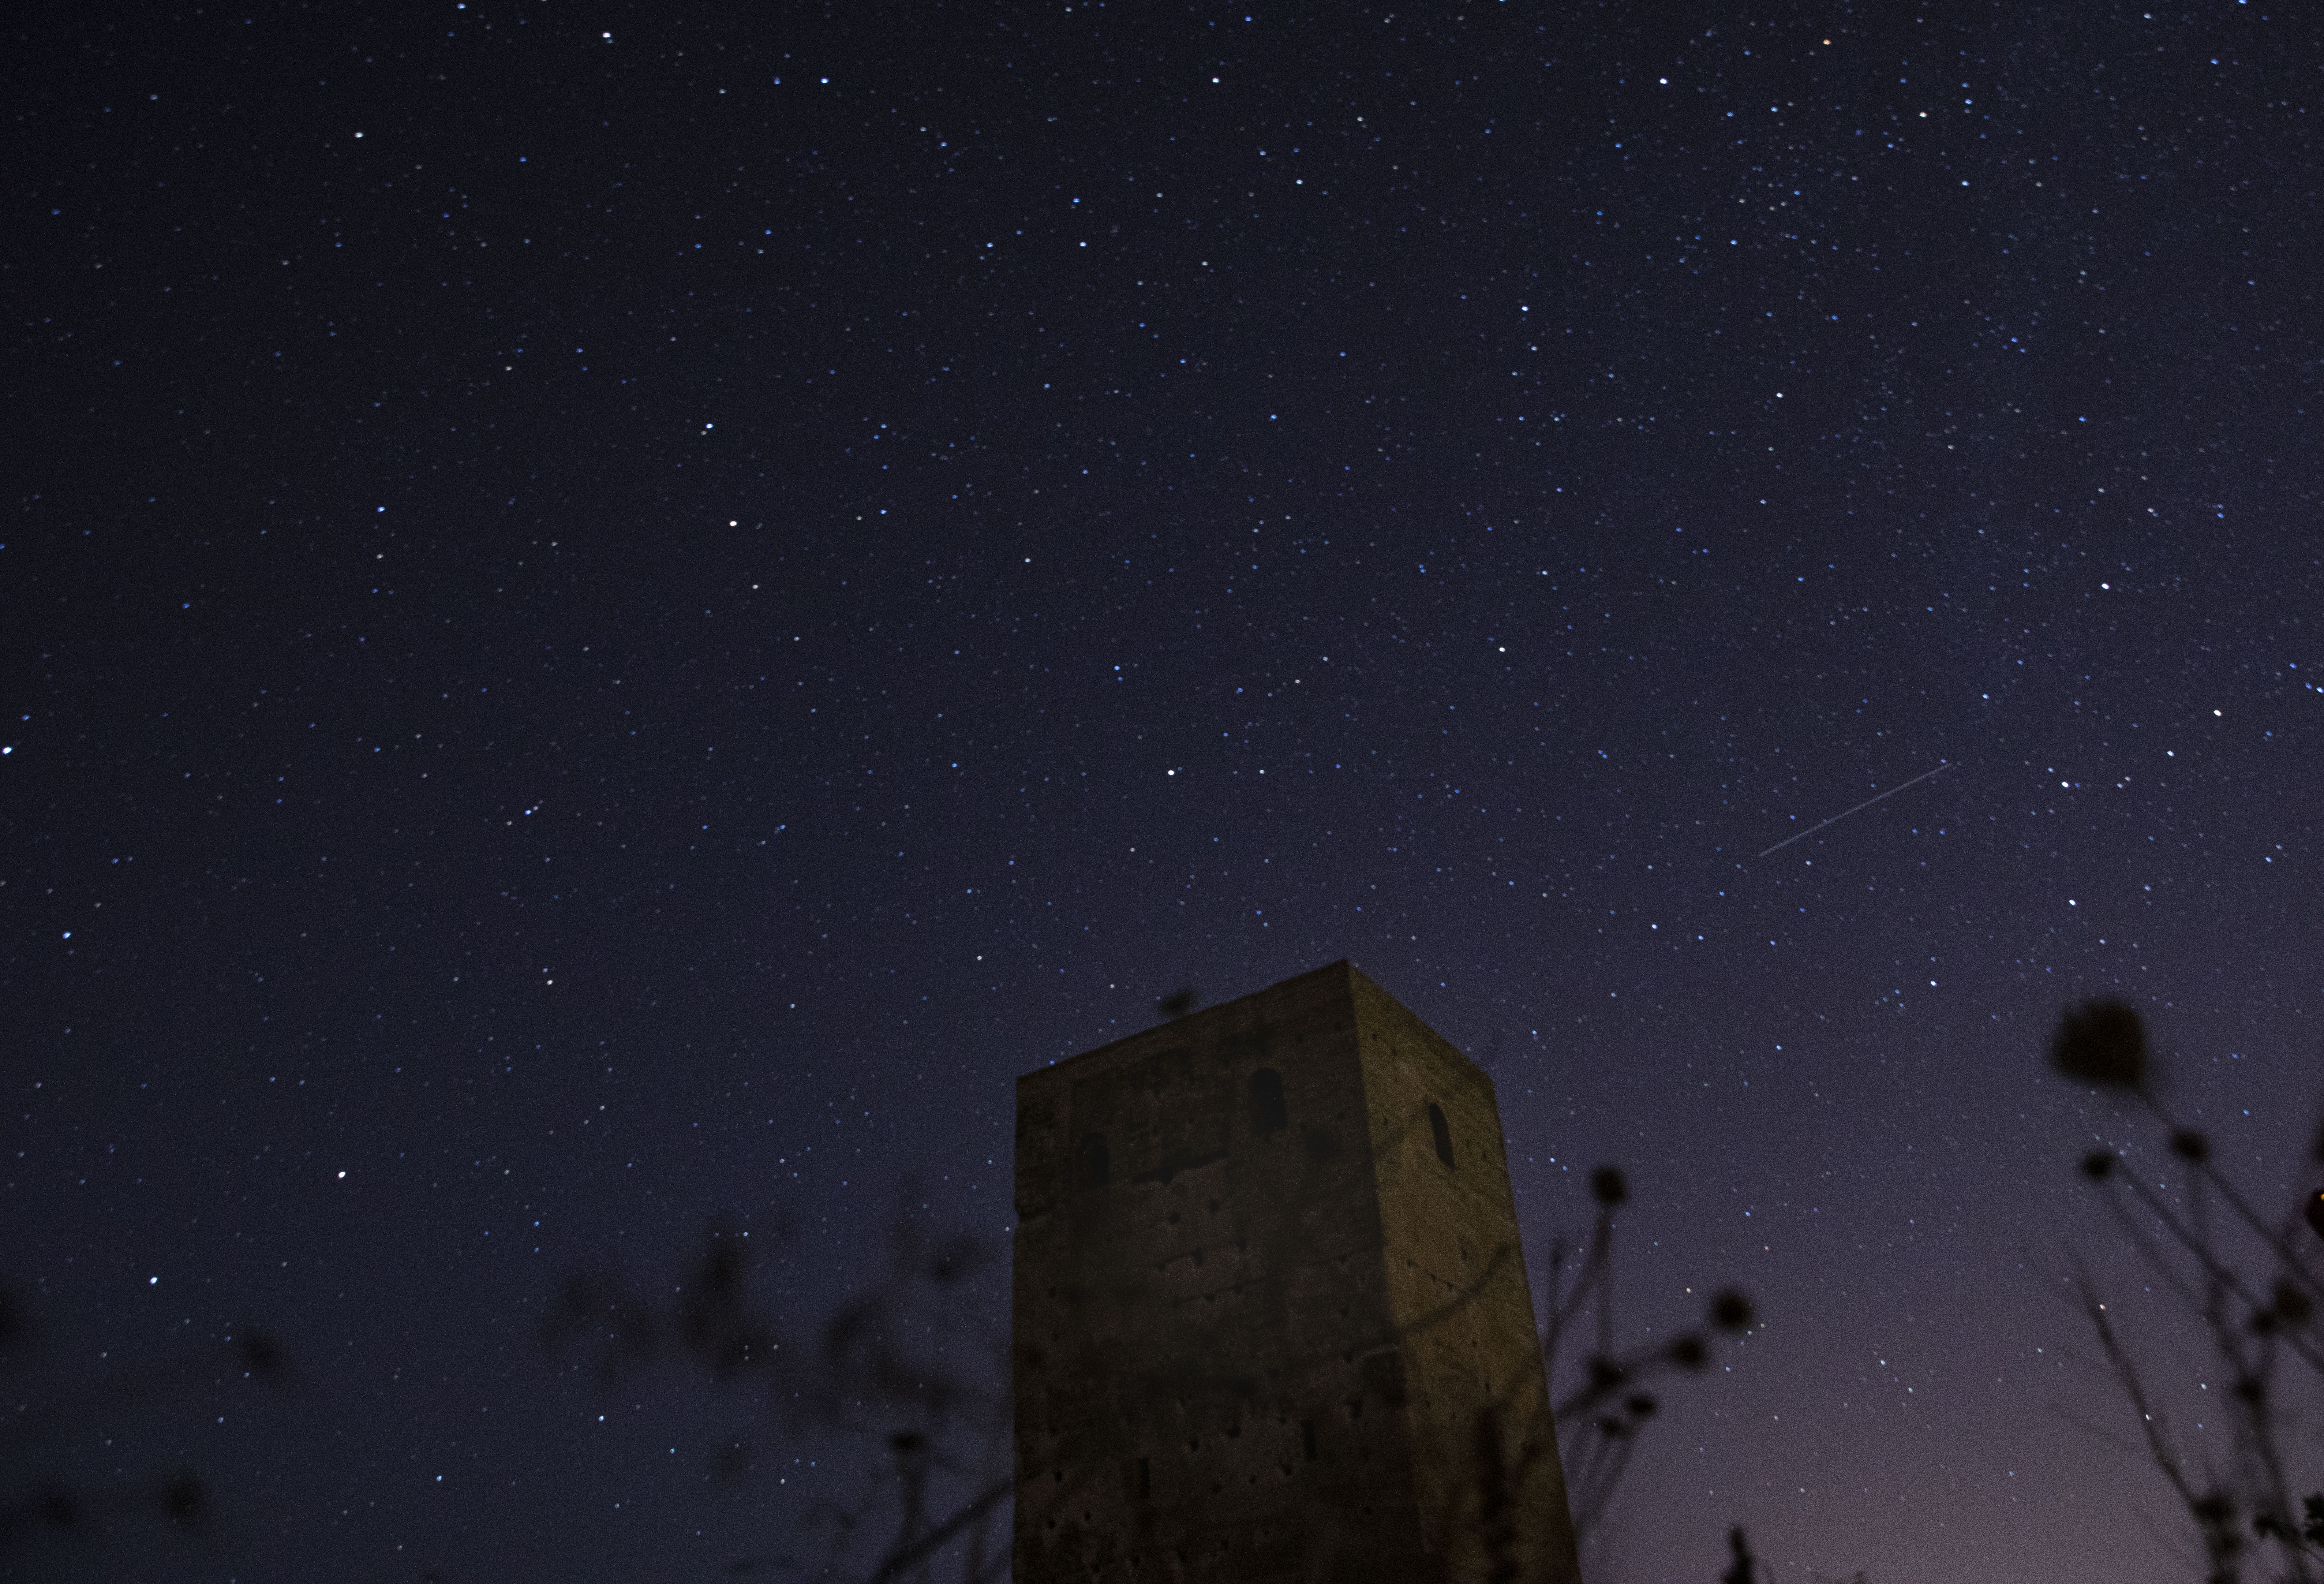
[
  {"left": 1016, "top": 959, "right": 1491, "bottom": 1089},
  {"left": 1019, "top": 958, "right": 1370, "bottom": 1084}
]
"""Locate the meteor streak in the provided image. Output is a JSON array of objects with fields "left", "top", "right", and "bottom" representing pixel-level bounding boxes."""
[{"left": 1758, "top": 761, "right": 1954, "bottom": 859}]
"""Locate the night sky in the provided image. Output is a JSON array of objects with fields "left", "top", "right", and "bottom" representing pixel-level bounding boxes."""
[{"left": 10, "top": 2, "right": 2322, "bottom": 1580}]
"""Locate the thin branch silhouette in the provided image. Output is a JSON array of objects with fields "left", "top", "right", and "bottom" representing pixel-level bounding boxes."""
[{"left": 2046, "top": 998, "right": 2324, "bottom": 1584}]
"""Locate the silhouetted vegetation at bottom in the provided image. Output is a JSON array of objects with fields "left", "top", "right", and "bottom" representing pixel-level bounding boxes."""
[
  {"left": 1719, "top": 1524, "right": 1764, "bottom": 1584},
  {"left": 1536, "top": 1162, "right": 1757, "bottom": 1558},
  {"left": 0, "top": 1276, "right": 288, "bottom": 1559},
  {"left": 1154, "top": 987, "right": 1203, "bottom": 1021},
  {"left": 550, "top": 1157, "right": 1755, "bottom": 1583},
  {"left": 542, "top": 1205, "right": 1011, "bottom": 1582},
  {"left": 2045, "top": 997, "right": 2324, "bottom": 1584}
]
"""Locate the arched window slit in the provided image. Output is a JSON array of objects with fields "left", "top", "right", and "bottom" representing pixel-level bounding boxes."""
[
  {"left": 1249, "top": 1068, "right": 1287, "bottom": 1136},
  {"left": 1427, "top": 1103, "right": 1455, "bottom": 1169}
]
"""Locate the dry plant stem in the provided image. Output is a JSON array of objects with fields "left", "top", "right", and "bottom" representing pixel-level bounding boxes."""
[
  {"left": 2111, "top": 1170, "right": 2324, "bottom": 1378},
  {"left": 542, "top": 1211, "right": 1015, "bottom": 1584},
  {"left": 2071, "top": 1114, "right": 2323, "bottom": 1584},
  {"left": 805, "top": 1497, "right": 864, "bottom": 1578},
  {"left": 2250, "top": 1374, "right": 2311, "bottom": 1582},
  {"left": 1567, "top": 1423, "right": 1640, "bottom": 1541},
  {"left": 1541, "top": 1218, "right": 1616, "bottom": 1371},
  {"left": 2049, "top": 1400, "right": 2156, "bottom": 1467},
  {"left": 2138, "top": 1512, "right": 2213, "bottom": 1584},
  {"left": 7, "top": 1334, "right": 284, "bottom": 1447},
  {"left": 2138, "top": 1091, "right": 2324, "bottom": 1308},
  {"left": 2074, "top": 1265, "right": 2243, "bottom": 1582},
  {"left": 1535, "top": 1192, "right": 1747, "bottom": 1559},
  {"left": 1594, "top": 1209, "right": 1615, "bottom": 1366},
  {"left": 864, "top": 1475, "right": 1013, "bottom": 1584},
  {"left": 2221, "top": 1321, "right": 2314, "bottom": 1584},
  {"left": 2097, "top": 1183, "right": 2218, "bottom": 1328},
  {"left": 2112, "top": 1218, "right": 2317, "bottom": 1583},
  {"left": 2073, "top": 1262, "right": 2194, "bottom": 1507},
  {"left": 1564, "top": 1427, "right": 1616, "bottom": 1536},
  {"left": 1547, "top": 1335, "right": 1691, "bottom": 1421}
]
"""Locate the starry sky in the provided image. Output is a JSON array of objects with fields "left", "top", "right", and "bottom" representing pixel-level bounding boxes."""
[{"left": 9, "top": 2, "right": 2322, "bottom": 1580}]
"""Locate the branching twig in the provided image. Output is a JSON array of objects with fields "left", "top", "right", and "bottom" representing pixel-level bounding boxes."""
[{"left": 2047, "top": 998, "right": 2324, "bottom": 1584}]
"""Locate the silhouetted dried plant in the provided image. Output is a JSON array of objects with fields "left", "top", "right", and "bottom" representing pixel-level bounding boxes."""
[
  {"left": 1535, "top": 1165, "right": 1757, "bottom": 1557},
  {"left": 1155, "top": 987, "right": 1203, "bottom": 1021},
  {"left": 542, "top": 1204, "right": 1011, "bottom": 1583},
  {"left": 554, "top": 1147, "right": 1757, "bottom": 1584},
  {"left": 2050, "top": 997, "right": 2153, "bottom": 1091},
  {"left": 2045, "top": 999, "right": 2324, "bottom": 1584},
  {"left": 1720, "top": 1523, "right": 1765, "bottom": 1583},
  {"left": 0, "top": 1277, "right": 288, "bottom": 1559}
]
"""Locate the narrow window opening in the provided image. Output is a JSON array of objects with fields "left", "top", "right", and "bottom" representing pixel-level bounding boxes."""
[
  {"left": 1249, "top": 1067, "right": 1287, "bottom": 1136},
  {"left": 1427, "top": 1102, "right": 1455, "bottom": 1169},
  {"left": 1301, "top": 1419, "right": 1317, "bottom": 1462},
  {"left": 1078, "top": 1132, "right": 1110, "bottom": 1189}
]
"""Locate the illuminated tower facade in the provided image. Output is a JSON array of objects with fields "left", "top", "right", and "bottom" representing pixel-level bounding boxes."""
[{"left": 1013, "top": 960, "right": 1579, "bottom": 1584}]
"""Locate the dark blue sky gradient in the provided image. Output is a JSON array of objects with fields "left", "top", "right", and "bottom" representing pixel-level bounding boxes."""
[{"left": 8, "top": 2, "right": 2321, "bottom": 1580}]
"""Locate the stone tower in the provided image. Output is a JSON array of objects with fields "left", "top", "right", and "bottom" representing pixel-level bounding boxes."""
[{"left": 1013, "top": 961, "right": 1580, "bottom": 1584}]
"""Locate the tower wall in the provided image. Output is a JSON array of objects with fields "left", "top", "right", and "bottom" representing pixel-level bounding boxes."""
[{"left": 1013, "top": 961, "right": 1578, "bottom": 1584}]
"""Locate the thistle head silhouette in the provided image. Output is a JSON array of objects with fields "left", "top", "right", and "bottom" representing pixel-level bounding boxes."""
[
  {"left": 162, "top": 1473, "right": 207, "bottom": 1531},
  {"left": 2049, "top": 999, "right": 2149, "bottom": 1090}
]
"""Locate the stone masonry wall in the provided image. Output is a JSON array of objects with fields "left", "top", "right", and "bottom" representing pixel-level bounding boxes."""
[{"left": 1014, "top": 961, "right": 1578, "bottom": 1584}]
